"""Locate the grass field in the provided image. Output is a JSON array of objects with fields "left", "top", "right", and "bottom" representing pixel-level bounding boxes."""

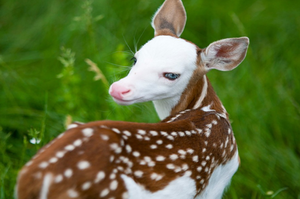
[{"left": 1, "top": 0, "right": 300, "bottom": 198}]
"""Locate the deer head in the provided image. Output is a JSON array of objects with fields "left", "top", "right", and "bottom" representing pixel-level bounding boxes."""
[{"left": 109, "top": 0, "right": 249, "bottom": 120}]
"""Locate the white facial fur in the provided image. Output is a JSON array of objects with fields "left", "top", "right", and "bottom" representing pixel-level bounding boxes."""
[{"left": 109, "top": 35, "right": 197, "bottom": 119}]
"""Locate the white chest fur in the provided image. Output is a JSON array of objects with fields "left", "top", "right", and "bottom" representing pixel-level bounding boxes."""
[
  {"left": 122, "top": 151, "right": 239, "bottom": 199},
  {"left": 121, "top": 174, "right": 196, "bottom": 199}
]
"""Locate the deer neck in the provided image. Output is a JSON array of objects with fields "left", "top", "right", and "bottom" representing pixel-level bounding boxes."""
[{"left": 154, "top": 74, "right": 228, "bottom": 120}]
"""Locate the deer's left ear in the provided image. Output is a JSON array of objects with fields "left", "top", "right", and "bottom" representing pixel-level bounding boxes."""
[
  {"left": 151, "top": 0, "right": 186, "bottom": 37},
  {"left": 201, "top": 37, "right": 249, "bottom": 71}
]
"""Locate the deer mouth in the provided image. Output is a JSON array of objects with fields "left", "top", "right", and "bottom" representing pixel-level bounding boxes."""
[{"left": 111, "top": 96, "right": 142, "bottom": 105}]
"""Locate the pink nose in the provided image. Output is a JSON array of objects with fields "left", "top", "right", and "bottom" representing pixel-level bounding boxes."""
[{"left": 109, "top": 83, "right": 131, "bottom": 100}]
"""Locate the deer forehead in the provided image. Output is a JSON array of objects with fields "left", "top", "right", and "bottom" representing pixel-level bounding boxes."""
[{"left": 135, "top": 36, "right": 198, "bottom": 73}]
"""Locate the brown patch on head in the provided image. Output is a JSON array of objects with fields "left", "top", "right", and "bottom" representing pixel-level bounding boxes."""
[
  {"left": 170, "top": 47, "right": 207, "bottom": 115},
  {"left": 155, "top": 29, "right": 178, "bottom": 38}
]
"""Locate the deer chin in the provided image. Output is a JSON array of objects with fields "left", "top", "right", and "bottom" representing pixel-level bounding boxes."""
[{"left": 111, "top": 96, "right": 143, "bottom": 106}]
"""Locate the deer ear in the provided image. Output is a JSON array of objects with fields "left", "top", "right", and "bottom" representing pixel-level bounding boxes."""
[
  {"left": 201, "top": 37, "right": 249, "bottom": 71},
  {"left": 151, "top": 0, "right": 186, "bottom": 37}
]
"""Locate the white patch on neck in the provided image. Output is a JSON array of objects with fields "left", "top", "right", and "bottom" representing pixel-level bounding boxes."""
[
  {"left": 201, "top": 104, "right": 215, "bottom": 112},
  {"left": 195, "top": 152, "right": 239, "bottom": 199},
  {"left": 40, "top": 173, "right": 53, "bottom": 199},
  {"left": 153, "top": 96, "right": 181, "bottom": 120},
  {"left": 121, "top": 174, "right": 196, "bottom": 199},
  {"left": 193, "top": 76, "right": 208, "bottom": 109}
]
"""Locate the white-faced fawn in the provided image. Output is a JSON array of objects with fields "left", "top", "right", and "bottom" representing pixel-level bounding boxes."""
[{"left": 16, "top": 0, "right": 249, "bottom": 198}]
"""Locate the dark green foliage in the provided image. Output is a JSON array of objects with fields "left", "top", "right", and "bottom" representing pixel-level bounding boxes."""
[{"left": 0, "top": 0, "right": 299, "bottom": 198}]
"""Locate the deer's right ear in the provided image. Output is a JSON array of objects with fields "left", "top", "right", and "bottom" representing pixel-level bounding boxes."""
[{"left": 151, "top": 0, "right": 186, "bottom": 37}]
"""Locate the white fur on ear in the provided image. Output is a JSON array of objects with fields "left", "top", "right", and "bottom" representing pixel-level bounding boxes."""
[
  {"left": 201, "top": 37, "right": 249, "bottom": 71},
  {"left": 151, "top": 0, "right": 186, "bottom": 37}
]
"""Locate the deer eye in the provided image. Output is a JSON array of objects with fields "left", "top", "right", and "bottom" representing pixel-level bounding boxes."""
[
  {"left": 163, "top": 73, "right": 180, "bottom": 80},
  {"left": 131, "top": 57, "right": 137, "bottom": 65}
]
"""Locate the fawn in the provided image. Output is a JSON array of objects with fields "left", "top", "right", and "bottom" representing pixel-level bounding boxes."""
[{"left": 16, "top": 0, "right": 249, "bottom": 198}]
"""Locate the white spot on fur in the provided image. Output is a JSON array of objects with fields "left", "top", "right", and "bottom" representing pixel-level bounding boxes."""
[
  {"left": 126, "top": 145, "right": 132, "bottom": 153},
  {"left": 56, "top": 151, "right": 65, "bottom": 158},
  {"left": 73, "top": 139, "right": 82, "bottom": 147},
  {"left": 25, "top": 161, "right": 33, "bottom": 167},
  {"left": 136, "top": 134, "right": 143, "bottom": 140},
  {"left": 110, "top": 173, "right": 116, "bottom": 180},
  {"left": 187, "top": 148, "right": 194, "bottom": 154},
  {"left": 133, "top": 151, "right": 140, "bottom": 157},
  {"left": 82, "top": 128, "right": 94, "bottom": 137},
  {"left": 202, "top": 104, "right": 215, "bottom": 113},
  {"left": 170, "top": 154, "right": 178, "bottom": 160},
  {"left": 156, "top": 156, "right": 165, "bottom": 161},
  {"left": 178, "top": 132, "right": 185, "bottom": 137},
  {"left": 204, "top": 129, "right": 211, "bottom": 137},
  {"left": 156, "top": 140, "right": 163, "bottom": 144},
  {"left": 67, "top": 124, "right": 78, "bottom": 130},
  {"left": 167, "top": 135, "right": 174, "bottom": 140},
  {"left": 65, "top": 144, "right": 75, "bottom": 151},
  {"left": 64, "top": 169, "right": 73, "bottom": 178},
  {"left": 134, "top": 170, "right": 143, "bottom": 178},
  {"left": 150, "top": 173, "right": 163, "bottom": 181},
  {"left": 149, "top": 130, "right": 158, "bottom": 136},
  {"left": 68, "top": 189, "right": 79, "bottom": 198},
  {"left": 148, "top": 161, "right": 156, "bottom": 167},
  {"left": 137, "top": 129, "right": 146, "bottom": 135},
  {"left": 110, "top": 143, "right": 119, "bottom": 150},
  {"left": 54, "top": 175, "right": 63, "bottom": 183},
  {"left": 123, "top": 130, "right": 131, "bottom": 136},
  {"left": 178, "top": 150, "right": 186, "bottom": 155},
  {"left": 49, "top": 157, "right": 58, "bottom": 163},
  {"left": 166, "top": 164, "right": 175, "bottom": 170},
  {"left": 166, "top": 144, "right": 173, "bottom": 149},
  {"left": 144, "top": 156, "right": 151, "bottom": 162},
  {"left": 78, "top": 161, "right": 90, "bottom": 170},
  {"left": 110, "top": 180, "right": 118, "bottom": 190},
  {"left": 160, "top": 131, "right": 168, "bottom": 136},
  {"left": 112, "top": 128, "right": 120, "bottom": 134},
  {"left": 197, "top": 166, "right": 202, "bottom": 172},
  {"left": 100, "top": 189, "right": 109, "bottom": 197},
  {"left": 122, "top": 192, "right": 129, "bottom": 199},
  {"left": 139, "top": 160, "right": 146, "bottom": 165},
  {"left": 206, "top": 123, "right": 212, "bottom": 128},
  {"left": 39, "top": 162, "right": 49, "bottom": 169},
  {"left": 182, "top": 164, "right": 189, "bottom": 171},
  {"left": 185, "top": 131, "right": 191, "bottom": 136},
  {"left": 193, "top": 155, "right": 199, "bottom": 162},
  {"left": 95, "top": 171, "right": 105, "bottom": 183},
  {"left": 100, "top": 134, "right": 109, "bottom": 140},
  {"left": 185, "top": 170, "right": 192, "bottom": 177},
  {"left": 171, "top": 132, "right": 177, "bottom": 136},
  {"left": 82, "top": 181, "right": 92, "bottom": 190}
]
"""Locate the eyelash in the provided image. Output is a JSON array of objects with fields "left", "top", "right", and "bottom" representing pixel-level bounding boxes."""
[{"left": 131, "top": 57, "right": 137, "bottom": 65}]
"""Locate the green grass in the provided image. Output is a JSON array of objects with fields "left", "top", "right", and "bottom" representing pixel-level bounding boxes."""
[{"left": 0, "top": 0, "right": 300, "bottom": 198}]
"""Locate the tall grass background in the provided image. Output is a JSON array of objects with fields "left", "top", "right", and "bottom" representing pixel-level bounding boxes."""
[{"left": 0, "top": 0, "right": 299, "bottom": 198}]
